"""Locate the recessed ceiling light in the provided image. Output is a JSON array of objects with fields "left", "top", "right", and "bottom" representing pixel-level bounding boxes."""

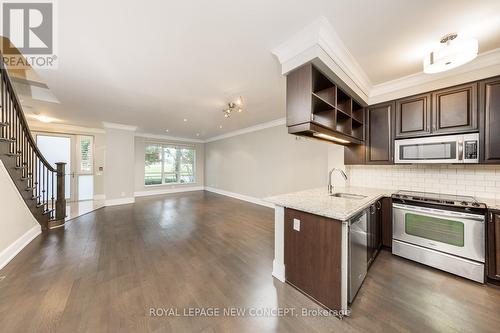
[
  {"left": 183, "top": 118, "right": 188, "bottom": 122},
  {"left": 219, "top": 125, "right": 223, "bottom": 129},
  {"left": 165, "top": 129, "right": 169, "bottom": 132},
  {"left": 196, "top": 133, "right": 200, "bottom": 137}
]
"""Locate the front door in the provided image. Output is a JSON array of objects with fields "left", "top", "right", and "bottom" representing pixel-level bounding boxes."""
[{"left": 35, "top": 133, "right": 94, "bottom": 202}]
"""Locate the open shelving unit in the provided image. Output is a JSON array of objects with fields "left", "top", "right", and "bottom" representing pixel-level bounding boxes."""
[{"left": 309, "top": 65, "right": 365, "bottom": 142}]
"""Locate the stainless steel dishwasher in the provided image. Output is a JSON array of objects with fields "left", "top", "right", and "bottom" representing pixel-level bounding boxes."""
[{"left": 348, "top": 209, "right": 368, "bottom": 303}]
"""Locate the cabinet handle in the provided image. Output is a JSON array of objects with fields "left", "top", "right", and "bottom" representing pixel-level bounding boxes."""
[
  {"left": 376, "top": 201, "right": 382, "bottom": 210},
  {"left": 370, "top": 205, "right": 376, "bottom": 215},
  {"left": 490, "top": 212, "right": 494, "bottom": 223}
]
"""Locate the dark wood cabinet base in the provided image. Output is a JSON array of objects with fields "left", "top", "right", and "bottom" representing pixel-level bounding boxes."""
[{"left": 284, "top": 208, "right": 343, "bottom": 311}]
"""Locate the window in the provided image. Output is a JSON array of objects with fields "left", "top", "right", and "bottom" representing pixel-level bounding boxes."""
[
  {"left": 145, "top": 144, "right": 195, "bottom": 186},
  {"left": 78, "top": 136, "right": 94, "bottom": 173}
]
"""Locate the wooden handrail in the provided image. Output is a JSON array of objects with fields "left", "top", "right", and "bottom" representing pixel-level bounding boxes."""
[
  {"left": 1, "top": 49, "right": 66, "bottom": 228},
  {"left": 0, "top": 57, "right": 56, "bottom": 172}
]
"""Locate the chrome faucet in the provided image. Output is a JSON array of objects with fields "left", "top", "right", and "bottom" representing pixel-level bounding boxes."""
[{"left": 328, "top": 168, "right": 348, "bottom": 194}]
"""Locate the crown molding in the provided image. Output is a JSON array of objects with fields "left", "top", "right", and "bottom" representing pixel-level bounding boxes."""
[
  {"left": 28, "top": 122, "right": 106, "bottom": 134},
  {"left": 272, "top": 16, "right": 372, "bottom": 104},
  {"left": 368, "top": 47, "right": 500, "bottom": 104},
  {"left": 135, "top": 132, "right": 204, "bottom": 143},
  {"left": 102, "top": 122, "right": 137, "bottom": 131},
  {"left": 272, "top": 16, "right": 500, "bottom": 106},
  {"left": 204, "top": 117, "right": 286, "bottom": 143}
]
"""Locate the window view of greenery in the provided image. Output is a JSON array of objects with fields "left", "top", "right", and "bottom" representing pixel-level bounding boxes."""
[
  {"left": 145, "top": 144, "right": 195, "bottom": 186},
  {"left": 79, "top": 136, "right": 93, "bottom": 173}
]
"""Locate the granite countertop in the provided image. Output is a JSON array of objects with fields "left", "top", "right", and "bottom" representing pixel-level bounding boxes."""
[{"left": 266, "top": 186, "right": 395, "bottom": 221}]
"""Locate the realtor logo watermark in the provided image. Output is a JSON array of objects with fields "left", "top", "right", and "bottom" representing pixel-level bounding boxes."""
[{"left": 1, "top": 0, "right": 58, "bottom": 69}]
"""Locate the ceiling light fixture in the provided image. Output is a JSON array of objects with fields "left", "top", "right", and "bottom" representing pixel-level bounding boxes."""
[
  {"left": 222, "top": 96, "right": 244, "bottom": 118},
  {"left": 165, "top": 129, "right": 169, "bottom": 132},
  {"left": 34, "top": 115, "right": 55, "bottom": 123},
  {"left": 423, "top": 33, "right": 478, "bottom": 74},
  {"left": 183, "top": 118, "right": 188, "bottom": 122}
]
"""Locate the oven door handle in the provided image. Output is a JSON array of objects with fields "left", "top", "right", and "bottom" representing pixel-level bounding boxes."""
[{"left": 392, "top": 203, "right": 485, "bottom": 221}]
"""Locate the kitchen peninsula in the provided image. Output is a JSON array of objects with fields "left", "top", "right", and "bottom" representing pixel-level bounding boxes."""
[{"left": 266, "top": 187, "right": 392, "bottom": 313}]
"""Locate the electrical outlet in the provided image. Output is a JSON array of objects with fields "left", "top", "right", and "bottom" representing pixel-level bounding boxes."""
[{"left": 293, "top": 218, "right": 300, "bottom": 231}]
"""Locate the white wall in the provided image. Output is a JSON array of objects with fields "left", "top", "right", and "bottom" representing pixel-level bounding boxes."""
[
  {"left": 0, "top": 161, "right": 40, "bottom": 270},
  {"left": 104, "top": 128, "right": 136, "bottom": 204},
  {"left": 134, "top": 136, "right": 205, "bottom": 195},
  {"left": 347, "top": 164, "right": 500, "bottom": 200},
  {"left": 205, "top": 125, "right": 344, "bottom": 199}
]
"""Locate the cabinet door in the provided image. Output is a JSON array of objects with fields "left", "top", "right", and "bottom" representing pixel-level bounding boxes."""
[
  {"left": 480, "top": 77, "right": 500, "bottom": 163},
  {"left": 284, "top": 209, "right": 342, "bottom": 310},
  {"left": 367, "top": 202, "right": 381, "bottom": 266},
  {"left": 395, "top": 93, "right": 431, "bottom": 138},
  {"left": 381, "top": 197, "right": 393, "bottom": 248},
  {"left": 487, "top": 211, "right": 500, "bottom": 281},
  {"left": 366, "top": 102, "right": 394, "bottom": 164},
  {"left": 432, "top": 83, "right": 478, "bottom": 134}
]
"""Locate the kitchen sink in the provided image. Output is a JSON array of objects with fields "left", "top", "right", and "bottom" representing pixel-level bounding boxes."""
[{"left": 330, "top": 192, "right": 367, "bottom": 200}]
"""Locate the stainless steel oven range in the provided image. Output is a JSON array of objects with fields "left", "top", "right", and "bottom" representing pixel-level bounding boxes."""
[{"left": 391, "top": 190, "right": 486, "bottom": 283}]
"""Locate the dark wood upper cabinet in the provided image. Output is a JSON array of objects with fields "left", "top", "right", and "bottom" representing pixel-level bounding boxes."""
[
  {"left": 365, "top": 102, "right": 394, "bottom": 164},
  {"left": 395, "top": 93, "right": 431, "bottom": 138},
  {"left": 432, "top": 82, "right": 478, "bottom": 134},
  {"left": 480, "top": 77, "right": 500, "bottom": 163},
  {"left": 487, "top": 211, "right": 500, "bottom": 281},
  {"left": 286, "top": 64, "right": 365, "bottom": 144},
  {"left": 286, "top": 64, "right": 315, "bottom": 127}
]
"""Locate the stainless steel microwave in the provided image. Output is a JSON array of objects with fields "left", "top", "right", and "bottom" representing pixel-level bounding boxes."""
[{"left": 395, "top": 133, "right": 479, "bottom": 164}]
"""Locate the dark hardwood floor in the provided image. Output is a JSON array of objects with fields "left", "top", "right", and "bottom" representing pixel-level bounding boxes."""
[{"left": 1, "top": 191, "right": 500, "bottom": 333}]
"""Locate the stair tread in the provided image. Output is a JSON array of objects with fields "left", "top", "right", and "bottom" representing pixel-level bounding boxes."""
[
  {"left": 4, "top": 152, "right": 21, "bottom": 157},
  {"left": 14, "top": 165, "right": 28, "bottom": 169},
  {"left": 25, "top": 187, "right": 34, "bottom": 191},
  {"left": 0, "top": 122, "right": 9, "bottom": 127},
  {"left": 43, "top": 209, "right": 54, "bottom": 215},
  {"left": 0, "top": 138, "right": 15, "bottom": 143},
  {"left": 31, "top": 195, "right": 41, "bottom": 200}
]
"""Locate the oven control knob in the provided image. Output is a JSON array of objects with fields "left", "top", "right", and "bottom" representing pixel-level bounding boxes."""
[
  {"left": 461, "top": 201, "right": 468, "bottom": 206},
  {"left": 472, "top": 202, "right": 480, "bottom": 207}
]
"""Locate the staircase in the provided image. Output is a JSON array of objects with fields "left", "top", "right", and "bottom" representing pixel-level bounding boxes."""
[{"left": 0, "top": 57, "right": 66, "bottom": 230}]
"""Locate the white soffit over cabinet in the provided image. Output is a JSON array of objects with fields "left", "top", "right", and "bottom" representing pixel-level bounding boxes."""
[{"left": 272, "top": 16, "right": 500, "bottom": 105}]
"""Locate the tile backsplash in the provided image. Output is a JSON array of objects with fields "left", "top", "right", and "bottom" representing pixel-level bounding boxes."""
[{"left": 346, "top": 165, "right": 500, "bottom": 200}]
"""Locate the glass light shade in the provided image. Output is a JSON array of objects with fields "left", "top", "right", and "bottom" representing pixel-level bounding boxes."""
[{"left": 423, "top": 37, "right": 478, "bottom": 74}]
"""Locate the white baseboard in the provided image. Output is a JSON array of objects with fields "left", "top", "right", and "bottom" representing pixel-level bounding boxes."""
[
  {"left": 0, "top": 225, "right": 41, "bottom": 271},
  {"left": 134, "top": 186, "right": 204, "bottom": 197},
  {"left": 272, "top": 260, "right": 286, "bottom": 282},
  {"left": 204, "top": 186, "right": 274, "bottom": 208},
  {"left": 93, "top": 194, "right": 106, "bottom": 201},
  {"left": 105, "top": 197, "right": 135, "bottom": 207}
]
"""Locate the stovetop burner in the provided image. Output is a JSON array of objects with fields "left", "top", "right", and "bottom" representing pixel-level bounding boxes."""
[{"left": 392, "top": 190, "right": 486, "bottom": 209}]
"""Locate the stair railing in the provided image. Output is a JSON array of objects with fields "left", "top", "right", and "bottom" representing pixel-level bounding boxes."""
[{"left": 0, "top": 58, "right": 66, "bottom": 229}]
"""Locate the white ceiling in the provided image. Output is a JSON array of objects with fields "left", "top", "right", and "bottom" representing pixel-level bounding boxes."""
[{"left": 23, "top": 0, "right": 500, "bottom": 139}]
